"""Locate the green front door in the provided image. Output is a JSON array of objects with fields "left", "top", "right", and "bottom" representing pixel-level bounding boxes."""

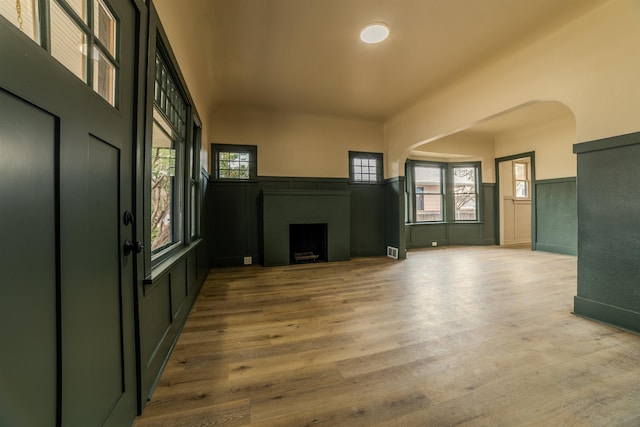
[{"left": 0, "top": 0, "right": 139, "bottom": 425}]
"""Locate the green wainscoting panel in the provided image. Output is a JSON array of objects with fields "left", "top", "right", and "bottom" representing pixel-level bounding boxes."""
[
  {"left": 573, "top": 132, "right": 640, "bottom": 334},
  {"left": 385, "top": 177, "right": 406, "bottom": 259},
  {"left": 170, "top": 258, "right": 188, "bottom": 319},
  {"left": 449, "top": 223, "right": 486, "bottom": 245},
  {"left": 209, "top": 177, "right": 390, "bottom": 266},
  {"left": 351, "top": 185, "right": 386, "bottom": 257},
  {"left": 535, "top": 178, "right": 577, "bottom": 255},
  {"left": 210, "top": 182, "right": 260, "bottom": 266},
  {"left": 407, "top": 224, "right": 448, "bottom": 248},
  {"left": 482, "top": 184, "right": 496, "bottom": 245}
]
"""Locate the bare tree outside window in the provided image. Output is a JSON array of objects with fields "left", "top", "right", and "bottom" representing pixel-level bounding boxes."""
[
  {"left": 453, "top": 166, "right": 477, "bottom": 220},
  {"left": 151, "top": 146, "right": 175, "bottom": 251}
]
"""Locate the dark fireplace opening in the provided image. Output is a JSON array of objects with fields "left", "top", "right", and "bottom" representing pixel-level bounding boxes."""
[{"left": 289, "top": 223, "right": 328, "bottom": 264}]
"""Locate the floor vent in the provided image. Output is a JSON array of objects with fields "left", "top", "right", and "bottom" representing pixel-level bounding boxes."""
[{"left": 387, "top": 246, "right": 399, "bottom": 259}]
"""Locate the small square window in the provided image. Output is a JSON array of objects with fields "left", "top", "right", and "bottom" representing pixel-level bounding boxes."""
[
  {"left": 349, "top": 151, "right": 383, "bottom": 184},
  {"left": 212, "top": 144, "right": 257, "bottom": 181}
]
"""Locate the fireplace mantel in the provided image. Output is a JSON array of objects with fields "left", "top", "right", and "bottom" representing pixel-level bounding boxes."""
[{"left": 262, "top": 189, "right": 351, "bottom": 266}]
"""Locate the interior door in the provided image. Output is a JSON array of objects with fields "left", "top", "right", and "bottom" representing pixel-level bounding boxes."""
[{"left": 0, "top": 0, "right": 139, "bottom": 425}]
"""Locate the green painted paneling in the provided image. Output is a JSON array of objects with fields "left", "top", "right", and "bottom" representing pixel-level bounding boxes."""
[
  {"left": 535, "top": 178, "right": 577, "bottom": 255},
  {"left": 210, "top": 183, "right": 257, "bottom": 266},
  {"left": 262, "top": 190, "right": 351, "bottom": 266},
  {"left": 63, "top": 136, "right": 124, "bottom": 425},
  {"left": 449, "top": 223, "right": 485, "bottom": 245},
  {"left": 385, "top": 177, "right": 406, "bottom": 258},
  {"left": 141, "top": 276, "right": 171, "bottom": 392},
  {"left": 574, "top": 133, "right": 640, "bottom": 333},
  {"left": 482, "top": 184, "right": 496, "bottom": 245},
  {"left": 0, "top": 90, "right": 57, "bottom": 427},
  {"left": 351, "top": 185, "right": 386, "bottom": 257},
  {"left": 407, "top": 224, "right": 448, "bottom": 248},
  {"left": 171, "top": 259, "right": 188, "bottom": 319},
  {"left": 210, "top": 177, "right": 388, "bottom": 266},
  {"left": 405, "top": 183, "right": 496, "bottom": 250}
]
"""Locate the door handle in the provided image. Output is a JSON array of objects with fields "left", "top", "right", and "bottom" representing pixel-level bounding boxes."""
[{"left": 123, "top": 240, "right": 144, "bottom": 255}]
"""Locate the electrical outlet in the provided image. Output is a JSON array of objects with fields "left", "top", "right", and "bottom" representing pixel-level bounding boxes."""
[
  {"left": 431, "top": 241, "right": 438, "bottom": 247},
  {"left": 243, "top": 256, "right": 252, "bottom": 265}
]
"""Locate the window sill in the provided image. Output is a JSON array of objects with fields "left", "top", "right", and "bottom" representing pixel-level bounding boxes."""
[
  {"left": 144, "top": 239, "right": 203, "bottom": 291},
  {"left": 406, "top": 221, "right": 484, "bottom": 226}
]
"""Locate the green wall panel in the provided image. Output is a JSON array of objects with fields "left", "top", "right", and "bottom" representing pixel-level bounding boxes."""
[
  {"left": 535, "top": 178, "right": 577, "bottom": 255},
  {"left": 385, "top": 177, "right": 406, "bottom": 258},
  {"left": 350, "top": 185, "right": 386, "bottom": 257},
  {"left": 482, "top": 184, "right": 496, "bottom": 245},
  {"left": 209, "top": 177, "right": 389, "bottom": 266},
  {"left": 574, "top": 133, "right": 640, "bottom": 333}
]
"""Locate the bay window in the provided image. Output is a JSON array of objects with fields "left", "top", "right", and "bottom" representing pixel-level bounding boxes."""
[{"left": 407, "top": 161, "right": 481, "bottom": 223}]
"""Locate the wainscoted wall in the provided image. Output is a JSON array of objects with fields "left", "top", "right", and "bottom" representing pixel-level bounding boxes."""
[
  {"left": 573, "top": 132, "right": 640, "bottom": 334},
  {"left": 138, "top": 169, "right": 210, "bottom": 401},
  {"left": 535, "top": 177, "right": 577, "bottom": 255},
  {"left": 406, "top": 184, "right": 496, "bottom": 249},
  {"left": 209, "top": 177, "right": 389, "bottom": 267}
]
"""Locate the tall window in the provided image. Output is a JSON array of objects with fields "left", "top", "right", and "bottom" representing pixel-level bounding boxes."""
[
  {"left": 407, "top": 161, "right": 480, "bottom": 223},
  {"left": 414, "top": 165, "right": 443, "bottom": 221},
  {"left": 349, "top": 151, "right": 383, "bottom": 184},
  {"left": 212, "top": 144, "right": 257, "bottom": 181},
  {"left": 151, "top": 51, "right": 187, "bottom": 254},
  {"left": 453, "top": 166, "right": 478, "bottom": 221},
  {"left": 0, "top": 0, "right": 119, "bottom": 106},
  {"left": 514, "top": 160, "right": 529, "bottom": 199}
]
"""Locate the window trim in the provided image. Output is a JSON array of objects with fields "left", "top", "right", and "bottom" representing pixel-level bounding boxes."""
[
  {"left": 411, "top": 161, "right": 445, "bottom": 223},
  {"left": 0, "top": 0, "right": 122, "bottom": 106},
  {"left": 146, "top": 34, "right": 196, "bottom": 270},
  {"left": 513, "top": 160, "right": 530, "bottom": 200},
  {"left": 349, "top": 151, "right": 384, "bottom": 184},
  {"left": 406, "top": 160, "right": 481, "bottom": 224},
  {"left": 452, "top": 163, "right": 480, "bottom": 222},
  {"left": 211, "top": 143, "right": 258, "bottom": 182}
]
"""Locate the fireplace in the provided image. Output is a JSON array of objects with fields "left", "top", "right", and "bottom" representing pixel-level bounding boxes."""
[
  {"left": 290, "top": 224, "right": 328, "bottom": 264},
  {"left": 262, "top": 189, "right": 350, "bottom": 266}
]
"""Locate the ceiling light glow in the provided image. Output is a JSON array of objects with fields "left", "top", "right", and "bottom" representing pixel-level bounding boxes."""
[{"left": 360, "top": 24, "right": 389, "bottom": 44}]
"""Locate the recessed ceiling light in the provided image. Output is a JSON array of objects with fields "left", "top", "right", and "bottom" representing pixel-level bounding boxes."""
[{"left": 360, "top": 24, "right": 389, "bottom": 44}]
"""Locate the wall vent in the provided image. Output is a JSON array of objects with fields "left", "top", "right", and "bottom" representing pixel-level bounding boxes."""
[{"left": 387, "top": 246, "right": 399, "bottom": 259}]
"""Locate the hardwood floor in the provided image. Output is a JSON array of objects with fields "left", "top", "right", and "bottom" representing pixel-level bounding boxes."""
[{"left": 135, "top": 246, "right": 640, "bottom": 426}]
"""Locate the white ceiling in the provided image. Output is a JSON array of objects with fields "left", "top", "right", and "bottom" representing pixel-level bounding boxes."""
[{"left": 155, "top": 0, "right": 606, "bottom": 123}]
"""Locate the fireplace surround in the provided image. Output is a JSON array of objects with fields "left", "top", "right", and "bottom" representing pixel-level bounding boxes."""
[{"left": 262, "top": 189, "right": 350, "bottom": 266}]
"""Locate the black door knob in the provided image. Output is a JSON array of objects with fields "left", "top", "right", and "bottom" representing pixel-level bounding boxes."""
[{"left": 123, "top": 240, "right": 144, "bottom": 255}]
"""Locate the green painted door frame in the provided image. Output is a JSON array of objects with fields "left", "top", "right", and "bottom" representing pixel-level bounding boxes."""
[{"left": 494, "top": 152, "right": 536, "bottom": 250}]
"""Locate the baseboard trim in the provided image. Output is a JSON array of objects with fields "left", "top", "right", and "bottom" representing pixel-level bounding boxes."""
[
  {"left": 535, "top": 242, "right": 577, "bottom": 256},
  {"left": 574, "top": 296, "right": 640, "bottom": 334}
]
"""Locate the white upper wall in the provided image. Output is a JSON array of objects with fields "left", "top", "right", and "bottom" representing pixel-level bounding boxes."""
[
  {"left": 210, "top": 107, "right": 384, "bottom": 178},
  {"left": 385, "top": 0, "right": 640, "bottom": 177},
  {"left": 494, "top": 115, "right": 577, "bottom": 180},
  {"left": 409, "top": 134, "right": 496, "bottom": 182}
]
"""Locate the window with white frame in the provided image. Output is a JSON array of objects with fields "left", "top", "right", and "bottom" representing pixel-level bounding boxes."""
[
  {"left": 407, "top": 161, "right": 480, "bottom": 223},
  {"left": 453, "top": 166, "right": 478, "bottom": 221},
  {"left": 349, "top": 151, "right": 383, "bottom": 184},
  {"left": 514, "top": 160, "right": 530, "bottom": 199},
  {"left": 414, "top": 164, "right": 443, "bottom": 221}
]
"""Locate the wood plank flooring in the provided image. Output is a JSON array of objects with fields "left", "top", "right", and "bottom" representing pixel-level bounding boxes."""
[{"left": 135, "top": 246, "right": 640, "bottom": 426}]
